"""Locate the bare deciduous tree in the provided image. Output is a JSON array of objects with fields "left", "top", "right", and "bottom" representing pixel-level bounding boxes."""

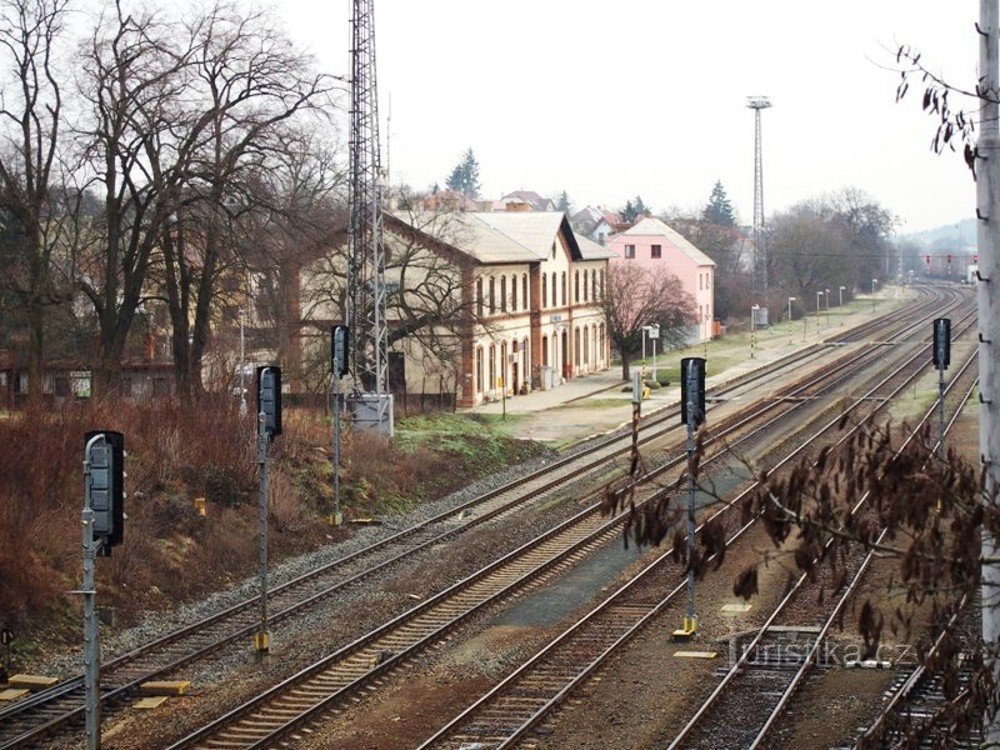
[
  {"left": 0, "top": 0, "right": 71, "bottom": 401},
  {"left": 602, "top": 262, "right": 696, "bottom": 380}
]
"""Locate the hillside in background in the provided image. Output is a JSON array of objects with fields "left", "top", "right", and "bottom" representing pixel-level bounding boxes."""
[{"left": 899, "top": 217, "right": 976, "bottom": 251}]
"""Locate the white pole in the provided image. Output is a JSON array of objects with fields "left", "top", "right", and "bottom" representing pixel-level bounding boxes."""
[
  {"left": 81, "top": 435, "right": 103, "bottom": 750},
  {"left": 978, "top": 0, "right": 1000, "bottom": 712}
]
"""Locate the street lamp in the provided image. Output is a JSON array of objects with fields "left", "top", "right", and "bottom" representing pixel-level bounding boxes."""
[
  {"left": 816, "top": 290, "right": 824, "bottom": 317},
  {"left": 643, "top": 324, "right": 660, "bottom": 382},
  {"left": 838, "top": 285, "right": 846, "bottom": 325},
  {"left": 824, "top": 288, "right": 831, "bottom": 327},
  {"left": 871, "top": 278, "right": 879, "bottom": 311},
  {"left": 750, "top": 304, "right": 760, "bottom": 359},
  {"left": 787, "top": 296, "right": 796, "bottom": 322}
]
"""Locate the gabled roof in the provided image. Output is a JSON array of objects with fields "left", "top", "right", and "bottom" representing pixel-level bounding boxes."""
[
  {"left": 386, "top": 211, "right": 585, "bottom": 265},
  {"left": 620, "top": 217, "right": 717, "bottom": 266},
  {"left": 499, "top": 190, "right": 555, "bottom": 211},
  {"left": 574, "top": 233, "right": 614, "bottom": 260}
]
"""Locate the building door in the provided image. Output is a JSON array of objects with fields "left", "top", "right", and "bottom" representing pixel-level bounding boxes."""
[{"left": 561, "top": 330, "right": 569, "bottom": 379}]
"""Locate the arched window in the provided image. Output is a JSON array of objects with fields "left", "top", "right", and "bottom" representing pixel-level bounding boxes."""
[
  {"left": 489, "top": 277, "right": 496, "bottom": 315},
  {"left": 600, "top": 270, "right": 605, "bottom": 300},
  {"left": 551, "top": 273, "right": 557, "bottom": 307},
  {"left": 510, "top": 274, "right": 517, "bottom": 311},
  {"left": 488, "top": 344, "right": 496, "bottom": 391},
  {"left": 591, "top": 270, "right": 597, "bottom": 301},
  {"left": 476, "top": 278, "right": 484, "bottom": 318},
  {"left": 522, "top": 274, "right": 528, "bottom": 310},
  {"left": 542, "top": 272, "right": 548, "bottom": 307},
  {"left": 583, "top": 325, "right": 589, "bottom": 364},
  {"left": 574, "top": 327, "right": 581, "bottom": 366},
  {"left": 542, "top": 335, "right": 548, "bottom": 366},
  {"left": 574, "top": 270, "right": 580, "bottom": 303},
  {"left": 500, "top": 276, "right": 507, "bottom": 312},
  {"left": 475, "top": 347, "right": 483, "bottom": 392},
  {"left": 583, "top": 270, "right": 588, "bottom": 302},
  {"left": 561, "top": 272, "right": 567, "bottom": 306}
]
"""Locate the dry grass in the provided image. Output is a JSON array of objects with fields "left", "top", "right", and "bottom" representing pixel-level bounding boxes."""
[{"left": 2, "top": 399, "right": 548, "bottom": 655}]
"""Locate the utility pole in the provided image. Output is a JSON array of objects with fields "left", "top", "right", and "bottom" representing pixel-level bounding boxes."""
[
  {"left": 346, "top": 0, "right": 393, "bottom": 435},
  {"left": 748, "top": 96, "right": 772, "bottom": 294},
  {"left": 978, "top": 0, "right": 1000, "bottom": 703}
]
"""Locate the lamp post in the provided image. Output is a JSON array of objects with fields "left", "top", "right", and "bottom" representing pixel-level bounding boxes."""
[
  {"left": 650, "top": 325, "right": 660, "bottom": 383},
  {"left": 750, "top": 304, "right": 760, "bottom": 359},
  {"left": 239, "top": 308, "right": 247, "bottom": 418},
  {"left": 871, "top": 278, "right": 878, "bottom": 311},
  {"left": 787, "top": 296, "right": 796, "bottom": 344},
  {"left": 838, "top": 286, "right": 846, "bottom": 325},
  {"left": 815, "top": 290, "right": 824, "bottom": 321},
  {"left": 824, "top": 288, "right": 831, "bottom": 327}
]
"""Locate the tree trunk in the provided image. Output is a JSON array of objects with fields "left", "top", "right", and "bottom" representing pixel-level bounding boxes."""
[
  {"left": 27, "top": 300, "right": 44, "bottom": 404},
  {"left": 621, "top": 354, "right": 631, "bottom": 381}
]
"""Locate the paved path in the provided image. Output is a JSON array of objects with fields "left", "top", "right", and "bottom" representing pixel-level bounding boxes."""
[{"left": 464, "top": 293, "right": 906, "bottom": 445}]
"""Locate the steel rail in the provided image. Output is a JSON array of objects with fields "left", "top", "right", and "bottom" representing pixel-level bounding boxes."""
[
  {"left": 412, "top": 296, "right": 977, "bottom": 750},
  {"left": 665, "top": 353, "right": 980, "bottom": 750}
]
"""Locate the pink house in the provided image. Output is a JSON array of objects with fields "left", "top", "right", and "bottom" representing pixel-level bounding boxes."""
[{"left": 605, "top": 217, "right": 716, "bottom": 342}]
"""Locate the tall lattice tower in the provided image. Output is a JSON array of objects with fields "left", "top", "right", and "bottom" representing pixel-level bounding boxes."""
[
  {"left": 347, "top": 0, "right": 393, "bottom": 434},
  {"left": 748, "top": 96, "right": 772, "bottom": 293}
]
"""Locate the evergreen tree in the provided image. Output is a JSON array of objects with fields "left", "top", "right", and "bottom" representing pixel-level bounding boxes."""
[
  {"left": 621, "top": 195, "right": 647, "bottom": 223},
  {"left": 556, "top": 190, "right": 571, "bottom": 214},
  {"left": 703, "top": 180, "right": 736, "bottom": 226},
  {"left": 445, "top": 148, "right": 481, "bottom": 198}
]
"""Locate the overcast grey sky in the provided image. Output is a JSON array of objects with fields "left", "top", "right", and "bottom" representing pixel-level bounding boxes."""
[{"left": 277, "top": 1, "right": 979, "bottom": 233}]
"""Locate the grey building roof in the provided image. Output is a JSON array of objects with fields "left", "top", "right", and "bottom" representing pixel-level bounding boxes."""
[
  {"left": 574, "top": 233, "right": 614, "bottom": 260},
  {"left": 389, "top": 211, "right": 589, "bottom": 265}
]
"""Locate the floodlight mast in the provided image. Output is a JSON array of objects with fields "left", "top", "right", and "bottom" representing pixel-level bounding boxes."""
[
  {"left": 748, "top": 95, "right": 772, "bottom": 294},
  {"left": 347, "top": 0, "right": 393, "bottom": 434}
]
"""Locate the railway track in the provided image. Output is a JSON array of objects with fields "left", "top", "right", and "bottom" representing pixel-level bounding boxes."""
[
  {"left": 840, "top": 590, "right": 984, "bottom": 749},
  {"left": 411, "top": 298, "right": 979, "bottom": 750},
  {"left": 159, "top": 288, "right": 973, "bottom": 749},
  {"left": 664, "top": 353, "right": 981, "bottom": 750},
  {"left": 0, "top": 307, "right": 869, "bottom": 750},
  {"left": 0, "top": 286, "right": 967, "bottom": 749}
]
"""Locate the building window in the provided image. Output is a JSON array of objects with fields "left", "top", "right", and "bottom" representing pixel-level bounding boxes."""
[
  {"left": 511, "top": 273, "right": 518, "bottom": 311},
  {"left": 651, "top": 244, "right": 662, "bottom": 259},
  {"left": 591, "top": 270, "right": 597, "bottom": 301},
  {"left": 625, "top": 244, "right": 635, "bottom": 259},
  {"left": 489, "top": 276, "right": 496, "bottom": 315},
  {"left": 552, "top": 273, "right": 557, "bottom": 306},
  {"left": 699, "top": 274, "right": 703, "bottom": 291},
  {"left": 500, "top": 276, "right": 507, "bottom": 312},
  {"left": 522, "top": 274, "right": 528, "bottom": 310},
  {"left": 552, "top": 242, "right": 557, "bottom": 259},
  {"left": 574, "top": 270, "right": 580, "bottom": 303},
  {"left": 600, "top": 270, "right": 605, "bottom": 300},
  {"left": 489, "top": 344, "right": 496, "bottom": 391},
  {"left": 542, "top": 272, "right": 548, "bottom": 307},
  {"left": 561, "top": 272, "right": 567, "bottom": 306},
  {"left": 476, "top": 278, "right": 484, "bottom": 318},
  {"left": 475, "top": 347, "right": 483, "bottom": 393}
]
